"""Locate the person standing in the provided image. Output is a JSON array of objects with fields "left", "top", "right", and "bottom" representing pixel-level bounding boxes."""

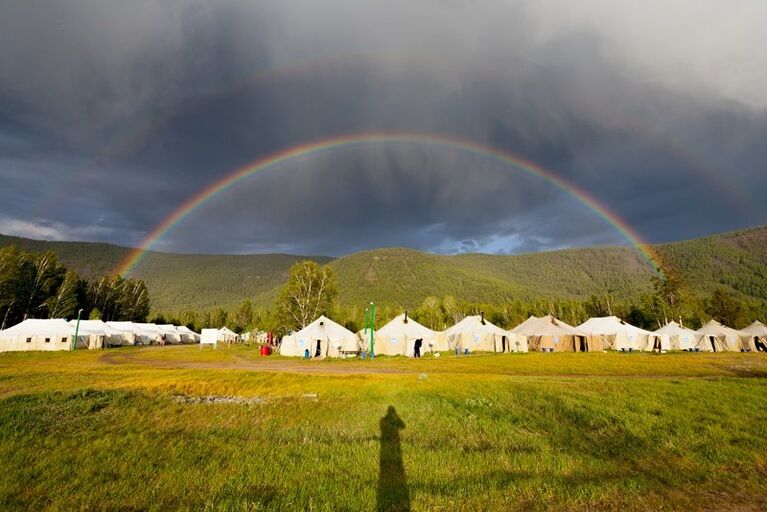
[{"left": 413, "top": 338, "right": 422, "bottom": 358}]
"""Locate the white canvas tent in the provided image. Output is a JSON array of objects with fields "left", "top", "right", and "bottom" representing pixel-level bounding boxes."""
[
  {"left": 157, "top": 324, "right": 182, "bottom": 344},
  {"left": 741, "top": 321, "right": 767, "bottom": 352},
  {"left": 694, "top": 320, "right": 751, "bottom": 352},
  {"left": 69, "top": 319, "right": 125, "bottom": 348},
  {"left": 217, "top": 326, "right": 238, "bottom": 344},
  {"left": 176, "top": 325, "right": 200, "bottom": 343},
  {"left": 653, "top": 321, "right": 696, "bottom": 351},
  {"left": 280, "top": 316, "right": 359, "bottom": 358},
  {"left": 513, "top": 315, "right": 598, "bottom": 352},
  {"left": 577, "top": 316, "right": 665, "bottom": 351},
  {"left": 444, "top": 314, "right": 527, "bottom": 353},
  {"left": 134, "top": 323, "right": 165, "bottom": 344},
  {"left": 0, "top": 319, "right": 80, "bottom": 352},
  {"left": 364, "top": 313, "right": 442, "bottom": 356},
  {"left": 106, "top": 321, "right": 152, "bottom": 345}
]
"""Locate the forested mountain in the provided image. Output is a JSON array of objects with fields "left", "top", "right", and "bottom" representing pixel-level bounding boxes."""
[{"left": 1, "top": 225, "right": 765, "bottom": 313}]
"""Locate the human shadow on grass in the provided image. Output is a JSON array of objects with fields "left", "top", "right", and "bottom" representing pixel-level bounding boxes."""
[{"left": 377, "top": 406, "right": 411, "bottom": 512}]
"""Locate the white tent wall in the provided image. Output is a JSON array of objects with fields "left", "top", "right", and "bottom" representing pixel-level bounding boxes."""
[
  {"left": 653, "top": 322, "right": 696, "bottom": 351},
  {"left": 444, "top": 315, "right": 523, "bottom": 353},
  {"left": 578, "top": 316, "right": 649, "bottom": 352},
  {"left": 695, "top": 320, "right": 749, "bottom": 352},
  {"left": 176, "top": 326, "right": 200, "bottom": 343},
  {"left": 0, "top": 319, "right": 79, "bottom": 352},
  {"left": 68, "top": 320, "right": 125, "bottom": 348},
  {"left": 158, "top": 325, "right": 182, "bottom": 344},
  {"left": 368, "top": 314, "right": 441, "bottom": 357},
  {"left": 279, "top": 316, "right": 359, "bottom": 358},
  {"left": 515, "top": 315, "right": 597, "bottom": 352}
]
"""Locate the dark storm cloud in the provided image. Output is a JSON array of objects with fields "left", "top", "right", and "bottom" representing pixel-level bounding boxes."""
[{"left": 0, "top": 0, "right": 765, "bottom": 256}]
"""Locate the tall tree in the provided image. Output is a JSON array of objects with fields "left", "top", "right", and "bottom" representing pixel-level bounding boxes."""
[
  {"left": 707, "top": 288, "right": 743, "bottom": 327},
  {"left": 46, "top": 270, "right": 80, "bottom": 319},
  {"left": 277, "top": 261, "right": 337, "bottom": 331}
]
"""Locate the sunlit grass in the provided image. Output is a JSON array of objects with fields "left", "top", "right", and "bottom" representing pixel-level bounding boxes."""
[{"left": 0, "top": 348, "right": 765, "bottom": 510}]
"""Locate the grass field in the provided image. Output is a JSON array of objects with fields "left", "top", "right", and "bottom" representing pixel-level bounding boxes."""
[{"left": 1, "top": 347, "right": 766, "bottom": 511}]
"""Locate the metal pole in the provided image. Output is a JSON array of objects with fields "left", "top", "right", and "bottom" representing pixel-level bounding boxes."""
[
  {"left": 369, "top": 302, "right": 376, "bottom": 359},
  {"left": 71, "top": 308, "right": 83, "bottom": 351}
]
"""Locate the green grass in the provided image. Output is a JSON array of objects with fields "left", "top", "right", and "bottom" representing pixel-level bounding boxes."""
[{"left": 0, "top": 348, "right": 766, "bottom": 510}]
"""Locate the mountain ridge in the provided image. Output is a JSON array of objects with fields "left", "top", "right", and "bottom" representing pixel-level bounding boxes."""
[{"left": 1, "top": 225, "right": 765, "bottom": 312}]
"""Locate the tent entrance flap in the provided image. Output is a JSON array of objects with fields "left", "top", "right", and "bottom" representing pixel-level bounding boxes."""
[
  {"left": 709, "top": 336, "right": 717, "bottom": 352},
  {"left": 754, "top": 336, "right": 767, "bottom": 352}
]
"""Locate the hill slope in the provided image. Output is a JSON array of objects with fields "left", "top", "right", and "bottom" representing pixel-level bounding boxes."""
[{"left": 1, "top": 226, "right": 765, "bottom": 312}]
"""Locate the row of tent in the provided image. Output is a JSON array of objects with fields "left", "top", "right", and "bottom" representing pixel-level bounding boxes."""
[
  {"left": 280, "top": 313, "right": 767, "bottom": 358},
  {"left": 0, "top": 318, "right": 200, "bottom": 351}
]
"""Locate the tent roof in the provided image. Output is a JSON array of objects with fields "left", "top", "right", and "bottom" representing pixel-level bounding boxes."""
[
  {"left": 376, "top": 314, "right": 435, "bottom": 338},
  {"left": 741, "top": 321, "right": 767, "bottom": 336},
  {"left": 218, "top": 326, "right": 237, "bottom": 336},
  {"left": 293, "top": 315, "right": 355, "bottom": 340},
  {"left": 510, "top": 315, "right": 539, "bottom": 334},
  {"left": 445, "top": 315, "right": 507, "bottom": 336},
  {"left": 68, "top": 319, "right": 122, "bottom": 335},
  {"left": 578, "top": 316, "right": 651, "bottom": 335},
  {"left": 513, "top": 315, "right": 584, "bottom": 337},
  {"left": 176, "top": 325, "right": 197, "bottom": 334},
  {"left": 695, "top": 319, "right": 743, "bottom": 337},
  {"left": 1, "top": 318, "right": 71, "bottom": 336},
  {"left": 653, "top": 321, "right": 696, "bottom": 336}
]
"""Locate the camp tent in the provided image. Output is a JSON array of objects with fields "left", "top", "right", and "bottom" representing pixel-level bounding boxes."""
[
  {"left": 364, "top": 313, "right": 442, "bottom": 356},
  {"left": 280, "top": 315, "right": 359, "bottom": 358},
  {"left": 694, "top": 320, "right": 751, "bottom": 352},
  {"left": 0, "top": 319, "right": 80, "bottom": 352},
  {"left": 444, "top": 314, "right": 527, "bottom": 353},
  {"left": 741, "top": 321, "right": 767, "bottom": 352},
  {"left": 513, "top": 315, "right": 597, "bottom": 352},
  {"left": 175, "top": 325, "right": 200, "bottom": 343},
  {"left": 578, "top": 316, "right": 664, "bottom": 351},
  {"left": 510, "top": 316, "right": 540, "bottom": 335},
  {"left": 134, "top": 323, "right": 166, "bottom": 344},
  {"left": 106, "top": 321, "right": 151, "bottom": 345},
  {"left": 157, "top": 324, "right": 182, "bottom": 344},
  {"left": 68, "top": 319, "right": 125, "bottom": 348},
  {"left": 217, "top": 327, "right": 238, "bottom": 344},
  {"left": 653, "top": 321, "right": 696, "bottom": 351}
]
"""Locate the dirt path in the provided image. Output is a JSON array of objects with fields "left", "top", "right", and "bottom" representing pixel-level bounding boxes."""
[
  {"left": 98, "top": 346, "right": 767, "bottom": 378},
  {"left": 99, "top": 347, "right": 417, "bottom": 375}
]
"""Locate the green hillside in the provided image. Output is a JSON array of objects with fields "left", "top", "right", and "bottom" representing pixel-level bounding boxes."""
[
  {"left": 1, "top": 226, "right": 766, "bottom": 312},
  {"left": 0, "top": 235, "right": 331, "bottom": 311}
]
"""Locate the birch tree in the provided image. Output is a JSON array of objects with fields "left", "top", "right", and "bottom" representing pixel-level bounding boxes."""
[{"left": 277, "top": 261, "right": 337, "bottom": 331}]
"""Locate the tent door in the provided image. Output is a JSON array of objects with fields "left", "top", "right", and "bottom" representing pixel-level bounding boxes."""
[
  {"left": 754, "top": 336, "right": 766, "bottom": 352},
  {"left": 315, "top": 339, "right": 322, "bottom": 358},
  {"left": 501, "top": 336, "right": 507, "bottom": 353},
  {"left": 578, "top": 336, "right": 588, "bottom": 352},
  {"left": 709, "top": 336, "right": 717, "bottom": 352},
  {"left": 653, "top": 336, "right": 661, "bottom": 352}
]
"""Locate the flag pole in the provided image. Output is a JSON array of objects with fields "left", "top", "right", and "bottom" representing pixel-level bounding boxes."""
[
  {"left": 369, "top": 302, "right": 375, "bottom": 359},
  {"left": 71, "top": 308, "right": 83, "bottom": 351}
]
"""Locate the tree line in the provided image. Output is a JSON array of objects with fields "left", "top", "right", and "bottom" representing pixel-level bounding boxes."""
[
  {"left": 0, "top": 246, "right": 150, "bottom": 329},
  {"left": 155, "top": 260, "right": 767, "bottom": 337}
]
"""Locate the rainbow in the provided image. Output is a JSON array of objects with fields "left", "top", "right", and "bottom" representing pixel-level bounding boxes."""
[{"left": 114, "top": 132, "right": 664, "bottom": 276}]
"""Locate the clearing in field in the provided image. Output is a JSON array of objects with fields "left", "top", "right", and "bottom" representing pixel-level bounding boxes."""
[{"left": 0, "top": 347, "right": 766, "bottom": 511}]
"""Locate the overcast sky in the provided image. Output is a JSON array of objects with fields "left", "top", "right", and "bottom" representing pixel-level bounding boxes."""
[{"left": 0, "top": 0, "right": 765, "bottom": 256}]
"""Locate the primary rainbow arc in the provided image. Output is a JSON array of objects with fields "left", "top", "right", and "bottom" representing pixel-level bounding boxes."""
[{"left": 114, "top": 132, "right": 663, "bottom": 276}]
